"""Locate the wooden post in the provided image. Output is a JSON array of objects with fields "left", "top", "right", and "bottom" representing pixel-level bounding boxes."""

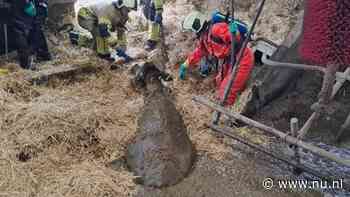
[
  {"left": 290, "top": 118, "right": 301, "bottom": 169},
  {"left": 298, "top": 64, "right": 339, "bottom": 139},
  {"left": 336, "top": 113, "right": 350, "bottom": 142},
  {"left": 193, "top": 96, "right": 350, "bottom": 167},
  {"left": 290, "top": 118, "right": 299, "bottom": 136}
]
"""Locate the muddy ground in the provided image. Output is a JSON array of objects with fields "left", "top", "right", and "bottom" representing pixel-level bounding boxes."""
[{"left": 0, "top": 0, "right": 338, "bottom": 196}]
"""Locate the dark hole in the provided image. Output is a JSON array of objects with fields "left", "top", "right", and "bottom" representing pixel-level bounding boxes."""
[
  {"left": 254, "top": 50, "right": 265, "bottom": 66},
  {"left": 17, "top": 151, "right": 31, "bottom": 162}
]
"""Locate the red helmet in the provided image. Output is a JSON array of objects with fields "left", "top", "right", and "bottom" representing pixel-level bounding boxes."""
[{"left": 207, "top": 22, "right": 241, "bottom": 58}]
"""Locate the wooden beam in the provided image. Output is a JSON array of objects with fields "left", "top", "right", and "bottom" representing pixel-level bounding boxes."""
[
  {"left": 209, "top": 124, "right": 350, "bottom": 189},
  {"left": 336, "top": 113, "right": 350, "bottom": 142},
  {"left": 262, "top": 55, "right": 326, "bottom": 73},
  {"left": 193, "top": 96, "right": 350, "bottom": 167},
  {"left": 25, "top": 64, "right": 101, "bottom": 85}
]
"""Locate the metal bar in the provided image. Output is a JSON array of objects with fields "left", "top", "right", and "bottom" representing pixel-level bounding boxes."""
[
  {"left": 209, "top": 124, "right": 350, "bottom": 188},
  {"left": 193, "top": 96, "right": 350, "bottom": 167},
  {"left": 230, "top": 0, "right": 236, "bottom": 72},
  {"left": 262, "top": 55, "right": 325, "bottom": 73},
  {"left": 4, "top": 23, "right": 8, "bottom": 59},
  {"left": 212, "top": 0, "right": 266, "bottom": 125}
]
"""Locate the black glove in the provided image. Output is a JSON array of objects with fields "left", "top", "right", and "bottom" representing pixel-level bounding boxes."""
[
  {"left": 98, "top": 24, "right": 111, "bottom": 38},
  {"left": 154, "top": 14, "right": 162, "bottom": 25},
  {"left": 37, "top": 1, "right": 48, "bottom": 18}
]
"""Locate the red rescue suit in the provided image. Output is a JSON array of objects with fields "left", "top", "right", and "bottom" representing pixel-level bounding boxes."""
[{"left": 186, "top": 22, "right": 255, "bottom": 106}]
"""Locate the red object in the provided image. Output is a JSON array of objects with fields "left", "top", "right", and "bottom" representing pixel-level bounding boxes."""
[
  {"left": 186, "top": 22, "right": 254, "bottom": 106},
  {"left": 299, "top": 0, "right": 350, "bottom": 66},
  {"left": 217, "top": 48, "right": 254, "bottom": 106},
  {"left": 207, "top": 23, "right": 233, "bottom": 58}
]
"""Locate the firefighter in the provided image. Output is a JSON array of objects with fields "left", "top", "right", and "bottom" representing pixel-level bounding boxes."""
[
  {"left": 11, "top": 0, "right": 51, "bottom": 69},
  {"left": 77, "top": 0, "right": 137, "bottom": 60},
  {"left": 141, "top": 0, "right": 163, "bottom": 51},
  {"left": 179, "top": 11, "right": 255, "bottom": 106}
]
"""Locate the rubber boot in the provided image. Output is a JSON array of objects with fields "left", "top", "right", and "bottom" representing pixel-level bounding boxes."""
[
  {"left": 97, "top": 53, "right": 114, "bottom": 62},
  {"left": 36, "top": 51, "right": 52, "bottom": 62}
]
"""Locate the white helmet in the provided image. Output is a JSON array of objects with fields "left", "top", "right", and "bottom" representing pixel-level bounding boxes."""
[
  {"left": 113, "top": 0, "right": 137, "bottom": 10},
  {"left": 182, "top": 11, "right": 208, "bottom": 33}
]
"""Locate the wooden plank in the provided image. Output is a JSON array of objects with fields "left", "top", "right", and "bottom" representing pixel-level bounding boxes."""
[
  {"left": 25, "top": 64, "right": 101, "bottom": 85},
  {"left": 193, "top": 96, "right": 350, "bottom": 167}
]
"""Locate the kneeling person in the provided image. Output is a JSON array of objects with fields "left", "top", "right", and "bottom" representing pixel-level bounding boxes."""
[
  {"left": 180, "top": 11, "right": 255, "bottom": 106},
  {"left": 77, "top": 0, "right": 137, "bottom": 61}
]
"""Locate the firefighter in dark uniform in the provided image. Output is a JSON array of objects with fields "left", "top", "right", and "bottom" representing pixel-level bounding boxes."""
[
  {"left": 0, "top": 0, "right": 11, "bottom": 55},
  {"left": 11, "top": 0, "right": 51, "bottom": 69}
]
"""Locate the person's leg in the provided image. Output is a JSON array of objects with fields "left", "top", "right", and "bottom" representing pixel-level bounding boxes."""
[
  {"left": 142, "top": 0, "right": 160, "bottom": 51},
  {"left": 116, "top": 28, "right": 127, "bottom": 51},
  {"left": 218, "top": 61, "right": 254, "bottom": 106},
  {"left": 13, "top": 27, "right": 32, "bottom": 69},
  {"left": 77, "top": 8, "right": 98, "bottom": 50},
  {"left": 146, "top": 22, "right": 160, "bottom": 50},
  {"left": 31, "top": 23, "right": 51, "bottom": 61}
]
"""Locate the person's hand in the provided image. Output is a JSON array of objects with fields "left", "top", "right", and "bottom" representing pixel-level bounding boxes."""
[
  {"left": 179, "top": 62, "right": 188, "bottom": 80},
  {"left": 200, "top": 63, "right": 210, "bottom": 77},
  {"left": 98, "top": 24, "right": 111, "bottom": 38},
  {"left": 154, "top": 14, "right": 162, "bottom": 25},
  {"left": 38, "top": 2, "right": 48, "bottom": 17},
  {"left": 116, "top": 47, "right": 132, "bottom": 63}
]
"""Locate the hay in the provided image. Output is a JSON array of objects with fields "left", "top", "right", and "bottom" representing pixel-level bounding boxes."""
[{"left": 0, "top": 70, "right": 139, "bottom": 196}]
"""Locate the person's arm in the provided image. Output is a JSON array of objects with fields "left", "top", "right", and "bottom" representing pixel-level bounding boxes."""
[
  {"left": 179, "top": 37, "right": 208, "bottom": 80},
  {"left": 186, "top": 40, "right": 208, "bottom": 68}
]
